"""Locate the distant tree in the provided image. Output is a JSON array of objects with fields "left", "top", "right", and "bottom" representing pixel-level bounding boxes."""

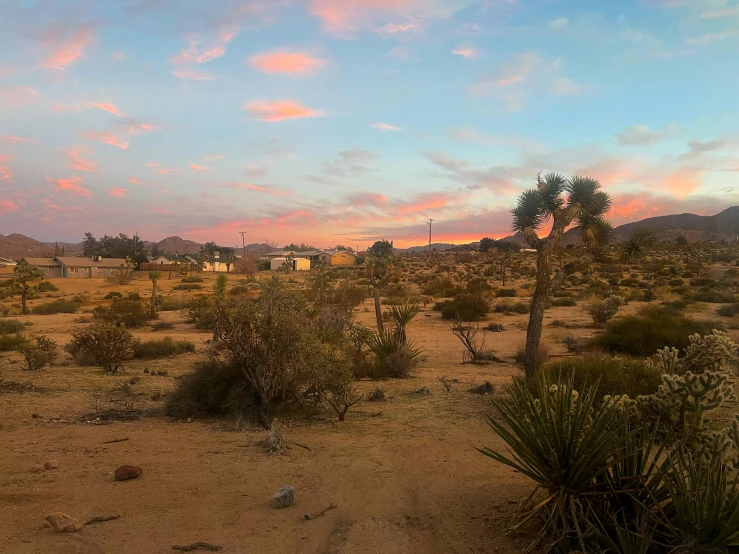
[
  {"left": 366, "top": 240, "right": 395, "bottom": 331},
  {"left": 12, "top": 262, "right": 44, "bottom": 315},
  {"left": 82, "top": 232, "right": 99, "bottom": 257},
  {"left": 512, "top": 173, "right": 612, "bottom": 376},
  {"left": 82, "top": 232, "right": 146, "bottom": 259},
  {"left": 334, "top": 245, "right": 354, "bottom": 253},
  {"left": 283, "top": 243, "right": 315, "bottom": 252},
  {"left": 221, "top": 247, "right": 237, "bottom": 272},
  {"left": 368, "top": 240, "right": 394, "bottom": 258},
  {"left": 479, "top": 237, "right": 495, "bottom": 253},
  {"left": 676, "top": 236, "right": 688, "bottom": 247}
]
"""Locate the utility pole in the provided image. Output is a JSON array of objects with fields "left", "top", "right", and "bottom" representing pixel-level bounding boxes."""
[
  {"left": 239, "top": 232, "right": 248, "bottom": 258},
  {"left": 427, "top": 219, "right": 434, "bottom": 254}
]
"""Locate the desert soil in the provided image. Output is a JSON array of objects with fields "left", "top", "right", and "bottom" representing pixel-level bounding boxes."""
[{"left": 0, "top": 272, "right": 724, "bottom": 554}]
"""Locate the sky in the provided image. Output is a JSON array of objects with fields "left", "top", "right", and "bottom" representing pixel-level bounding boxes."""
[{"left": 0, "top": 0, "right": 738, "bottom": 250}]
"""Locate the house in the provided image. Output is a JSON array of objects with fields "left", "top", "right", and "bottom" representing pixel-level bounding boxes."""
[
  {"left": 270, "top": 257, "right": 310, "bottom": 271},
  {"left": 265, "top": 249, "right": 358, "bottom": 267},
  {"left": 0, "top": 256, "right": 17, "bottom": 274},
  {"left": 148, "top": 255, "right": 171, "bottom": 264},
  {"left": 20, "top": 257, "right": 129, "bottom": 279},
  {"left": 520, "top": 248, "right": 538, "bottom": 254}
]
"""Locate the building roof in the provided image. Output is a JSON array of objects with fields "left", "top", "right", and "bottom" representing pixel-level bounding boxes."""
[
  {"left": 266, "top": 249, "right": 357, "bottom": 258},
  {"left": 0, "top": 256, "right": 17, "bottom": 265},
  {"left": 55, "top": 257, "right": 130, "bottom": 268},
  {"left": 20, "top": 258, "right": 61, "bottom": 267}
]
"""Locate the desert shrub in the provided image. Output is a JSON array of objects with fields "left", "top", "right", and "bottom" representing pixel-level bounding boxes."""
[
  {"left": 418, "top": 275, "right": 463, "bottom": 297},
  {"left": 538, "top": 354, "right": 662, "bottom": 402},
  {"left": 234, "top": 257, "right": 258, "bottom": 275},
  {"left": 366, "top": 328, "right": 421, "bottom": 378},
  {"left": 451, "top": 319, "right": 499, "bottom": 363},
  {"left": 0, "top": 319, "right": 24, "bottom": 335},
  {"left": 158, "top": 295, "right": 187, "bottom": 312},
  {"left": 173, "top": 283, "right": 203, "bottom": 291},
  {"left": 18, "top": 335, "right": 58, "bottom": 371},
  {"left": 181, "top": 276, "right": 204, "bottom": 283},
  {"left": 0, "top": 333, "right": 28, "bottom": 352},
  {"left": 691, "top": 290, "right": 737, "bottom": 303},
  {"left": 106, "top": 267, "right": 134, "bottom": 285},
  {"left": 585, "top": 294, "right": 625, "bottom": 328},
  {"left": 440, "top": 293, "right": 490, "bottom": 321},
  {"left": 149, "top": 320, "right": 175, "bottom": 331},
  {"left": 515, "top": 342, "right": 549, "bottom": 368},
  {"left": 551, "top": 297, "right": 577, "bottom": 307},
  {"left": 366, "top": 386, "right": 386, "bottom": 401},
  {"left": 717, "top": 303, "right": 739, "bottom": 317},
  {"left": 185, "top": 297, "right": 216, "bottom": 329},
  {"left": 589, "top": 307, "right": 718, "bottom": 357},
  {"left": 32, "top": 298, "right": 82, "bottom": 314},
  {"left": 669, "top": 278, "right": 684, "bottom": 287},
  {"left": 65, "top": 322, "right": 136, "bottom": 374},
  {"left": 36, "top": 281, "right": 59, "bottom": 292},
  {"left": 103, "top": 291, "right": 123, "bottom": 299},
  {"left": 132, "top": 337, "right": 195, "bottom": 359},
  {"left": 229, "top": 285, "right": 251, "bottom": 296},
  {"left": 496, "top": 288, "right": 517, "bottom": 298},
  {"left": 93, "top": 293, "right": 152, "bottom": 327},
  {"left": 493, "top": 299, "right": 529, "bottom": 314}
]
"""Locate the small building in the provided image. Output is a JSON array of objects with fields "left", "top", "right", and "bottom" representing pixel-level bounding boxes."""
[
  {"left": 265, "top": 249, "right": 357, "bottom": 267},
  {"left": 19, "top": 257, "right": 129, "bottom": 279},
  {"left": 270, "top": 257, "right": 310, "bottom": 271},
  {"left": 0, "top": 256, "right": 16, "bottom": 267},
  {"left": 148, "top": 255, "right": 171, "bottom": 264}
]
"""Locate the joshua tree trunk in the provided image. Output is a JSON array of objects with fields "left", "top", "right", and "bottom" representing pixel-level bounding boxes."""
[
  {"left": 524, "top": 249, "right": 552, "bottom": 376},
  {"left": 368, "top": 271, "right": 383, "bottom": 331},
  {"left": 21, "top": 290, "right": 28, "bottom": 315},
  {"left": 150, "top": 279, "right": 158, "bottom": 318}
]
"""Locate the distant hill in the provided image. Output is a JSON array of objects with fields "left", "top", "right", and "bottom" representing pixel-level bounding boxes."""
[
  {"left": 149, "top": 236, "right": 203, "bottom": 255},
  {"left": 0, "top": 234, "right": 56, "bottom": 259}
]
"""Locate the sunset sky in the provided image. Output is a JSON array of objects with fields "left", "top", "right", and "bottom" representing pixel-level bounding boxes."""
[{"left": 1, "top": 0, "right": 738, "bottom": 249}]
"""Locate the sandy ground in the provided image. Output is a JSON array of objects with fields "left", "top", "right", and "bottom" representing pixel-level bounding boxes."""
[{"left": 0, "top": 270, "right": 727, "bottom": 554}]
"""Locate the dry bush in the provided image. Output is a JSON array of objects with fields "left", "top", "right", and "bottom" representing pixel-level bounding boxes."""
[
  {"left": 18, "top": 335, "right": 57, "bottom": 371},
  {"left": 65, "top": 322, "right": 136, "bottom": 374}
]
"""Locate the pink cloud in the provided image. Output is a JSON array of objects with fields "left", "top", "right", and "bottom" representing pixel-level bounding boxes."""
[
  {"left": 0, "top": 86, "right": 40, "bottom": 107},
  {"left": 171, "top": 70, "right": 215, "bottom": 81},
  {"left": 245, "top": 100, "right": 324, "bottom": 122},
  {"left": 204, "top": 154, "right": 227, "bottom": 161},
  {"left": 145, "top": 162, "right": 160, "bottom": 168},
  {"left": 249, "top": 50, "right": 326, "bottom": 77},
  {"left": 65, "top": 148, "right": 97, "bottom": 172},
  {"left": 82, "top": 130, "right": 129, "bottom": 149},
  {"left": 157, "top": 168, "right": 181, "bottom": 177},
  {"left": 0, "top": 135, "right": 36, "bottom": 143},
  {"left": 44, "top": 27, "right": 95, "bottom": 70},
  {"left": 47, "top": 176, "right": 91, "bottom": 197},
  {"left": 109, "top": 188, "right": 127, "bottom": 197},
  {"left": 88, "top": 102, "right": 124, "bottom": 116},
  {"left": 0, "top": 199, "right": 19, "bottom": 214},
  {"left": 370, "top": 121, "right": 401, "bottom": 131},
  {"left": 170, "top": 26, "right": 239, "bottom": 65},
  {"left": 190, "top": 163, "right": 207, "bottom": 173},
  {"left": 0, "top": 165, "right": 11, "bottom": 181},
  {"left": 226, "top": 182, "right": 290, "bottom": 197},
  {"left": 376, "top": 21, "right": 423, "bottom": 37},
  {"left": 452, "top": 46, "right": 477, "bottom": 58},
  {"left": 662, "top": 170, "right": 700, "bottom": 198}
]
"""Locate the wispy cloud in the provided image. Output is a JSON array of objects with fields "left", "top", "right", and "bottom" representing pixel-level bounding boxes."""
[
  {"left": 190, "top": 163, "right": 207, "bottom": 173},
  {"left": 109, "top": 188, "right": 127, "bottom": 197},
  {"left": 65, "top": 148, "right": 97, "bottom": 172},
  {"left": 615, "top": 124, "right": 678, "bottom": 146},
  {"left": 370, "top": 122, "right": 402, "bottom": 132},
  {"left": 88, "top": 102, "right": 124, "bottom": 116},
  {"left": 44, "top": 26, "right": 95, "bottom": 70},
  {"left": 0, "top": 200, "right": 19, "bottom": 214},
  {"left": 452, "top": 45, "right": 477, "bottom": 58},
  {"left": 47, "top": 176, "right": 91, "bottom": 196},
  {"left": 249, "top": 50, "right": 326, "bottom": 76},
  {"left": 82, "top": 130, "right": 130, "bottom": 149},
  {"left": 170, "top": 25, "right": 239, "bottom": 65},
  {"left": 171, "top": 69, "right": 216, "bottom": 81},
  {"left": 245, "top": 100, "right": 325, "bottom": 122},
  {"left": 549, "top": 17, "right": 569, "bottom": 30},
  {"left": 0, "top": 86, "right": 40, "bottom": 107}
]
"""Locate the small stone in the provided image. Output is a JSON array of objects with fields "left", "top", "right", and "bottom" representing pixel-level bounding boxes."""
[
  {"left": 31, "top": 463, "right": 44, "bottom": 473},
  {"left": 114, "top": 465, "right": 143, "bottom": 481},
  {"left": 507, "top": 499, "right": 518, "bottom": 505},
  {"left": 272, "top": 485, "right": 294, "bottom": 509},
  {"left": 32, "top": 413, "right": 41, "bottom": 418},
  {"left": 45, "top": 512, "right": 82, "bottom": 533},
  {"left": 186, "top": 418, "right": 193, "bottom": 423},
  {"left": 45, "top": 461, "right": 59, "bottom": 470}
]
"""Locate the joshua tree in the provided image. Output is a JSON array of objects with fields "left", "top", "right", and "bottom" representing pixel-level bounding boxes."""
[
  {"left": 12, "top": 262, "right": 44, "bottom": 315},
  {"left": 619, "top": 227, "right": 657, "bottom": 262},
  {"left": 512, "top": 173, "right": 612, "bottom": 376},
  {"left": 148, "top": 271, "right": 161, "bottom": 318},
  {"left": 366, "top": 240, "right": 394, "bottom": 331}
]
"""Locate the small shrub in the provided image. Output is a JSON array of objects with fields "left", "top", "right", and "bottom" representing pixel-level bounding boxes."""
[
  {"left": 367, "top": 387, "right": 386, "bottom": 402},
  {"left": 65, "top": 322, "right": 136, "bottom": 374},
  {"left": 0, "top": 319, "right": 24, "bottom": 335},
  {"left": 551, "top": 297, "right": 577, "bottom": 307},
  {"left": 149, "top": 320, "right": 175, "bottom": 331},
  {"left": 440, "top": 293, "right": 490, "bottom": 321},
  {"left": 366, "top": 328, "right": 421, "bottom": 378},
  {"left": 181, "top": 276, "right": 204, "bottom": 283},
  {"left": 173, "top": 283, "right": 203, "bottom": 291},
  {"left": 497, "top": 288, "right": 517, "bottom": 298},
  {"left": 494, "top": 299, "right": 529, "bottom": 314},
  {"left": 585, "top": 295, "right": 625, "bottom": 328},
  {"left": 469, "top": 381, "right": 495, "bottom": 395},
  {"left": 717, "top": 303, "right": 739, "bottom": 318},
  {"left": 93, "top": 293, "right": 152, "bottom": 327},
  {"left": 103, "top": 292, "right": 122, "bottom": 300},
  {"left": 36, "top": 281, "right": 59, "bottom": 292},
  {"left": 0, "top": 333, "right": 28, "bottom": 351},
  {"left": 589, "top": 307, "right": 718, "bottom": 357},
  {"left": 19, "top": 335, "right": 58, "bottom": 371},
  {"left": 132, "top": 337, "right": 195, "bottom": 359},
  {"left": 32, "top": 298, "right": 82, "bottom": 315},
  {"left": 158, "top": 295, "right": 187, "bottom": 312}
]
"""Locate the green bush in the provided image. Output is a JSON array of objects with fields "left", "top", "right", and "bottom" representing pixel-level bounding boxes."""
[
  {"left": 93, "top": 293, "right": 152, "bottom": 327},
  {"left": 0, "top": 319, "right": 25, "bottom": 335},
  {"left": 103, "top": 292, "right": 122, "bottom": 300},
  {"left": 440, "top": 293, "right": 490, "bottom": 321},
  {"left": 132, "top": 337, "right": 195, "bottom": 359},
  {"left": 158, "top": 295, "right": 187, "bottom": 312},
  {"left": 173, "top": 283, "right": 203, "bottom": 291},
  {"left": 538, "top": 355, "right": 662, "bottom": 402},
  {"left": 493, "top": 299, "right": 529, "bottom": 314},
  {"left": 32, "top": 298, "right": 82, "bottom": 314},
  {"left": 496, "top": 288, "right": 517, "bottom": 298},
  {"left": 18, "top": 335, "right": 58, "bottom": 370},
  {"left": 589, "top": 307, "right": 718, "bottom": 357},
  {"left": 717, "top": 303, "right": 739, "bottom": 318},
  {"left": 181, "top": 276, "right": 204, "bottom": 283},
  {"left": 36, "top": 281, "right": 59, "bottom": 292},
  {"left": 65, "top": 322, "right": 136, "bottom": 373},
  {"left": 551, "top": 297, "right": 577, "bottom": 307},
  {"left": 691, "top": 290, "right": 737, "bottom": 303},
  {"left": 419, "top": 275, "right": 463, "bottom": 297},
  {"left": 0, "top": 333, "right": 28, "bottom": 351}
]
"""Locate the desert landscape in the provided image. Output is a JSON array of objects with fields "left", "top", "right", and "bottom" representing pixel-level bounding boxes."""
[{"left": 2, "top": 233, "right": 739, "bottom": 553}]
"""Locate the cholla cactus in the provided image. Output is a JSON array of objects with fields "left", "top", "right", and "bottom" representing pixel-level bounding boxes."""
[
  {"left": 638, "top": 331, "right": 738, "bottom": 452},
  {"left": 602, "top": 394, "right": 640, "bottom": 419}
]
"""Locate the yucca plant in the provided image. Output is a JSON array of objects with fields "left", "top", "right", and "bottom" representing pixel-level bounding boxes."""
[
  {"left": 366, "top": 328, "right": 421, "bottom": 378},
  {"left": 653, "top": 451, "right": 739, "bottom": 552},
  {"left": 479, "top": 376, "right": 628, "bottom": 552},
  {"left": 389, "top": 301, "right": 420, "bottom": 344}
]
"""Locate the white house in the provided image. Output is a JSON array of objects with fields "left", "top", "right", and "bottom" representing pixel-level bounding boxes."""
[
  {"left": 270, "top": 257, "right": 310, "bottom": 271},
  {"left": 149, "top": 255, "right": 171, "bottom": 264}
]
